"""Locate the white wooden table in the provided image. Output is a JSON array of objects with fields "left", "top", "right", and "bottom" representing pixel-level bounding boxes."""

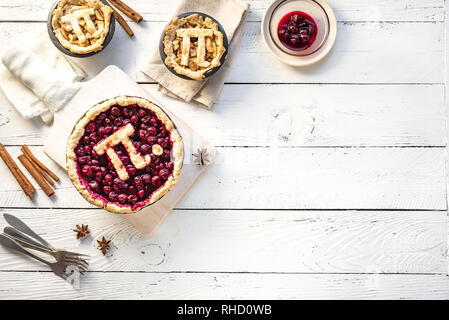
[{"left": 0, "top": 0, "right": 448, "bottom": 299}]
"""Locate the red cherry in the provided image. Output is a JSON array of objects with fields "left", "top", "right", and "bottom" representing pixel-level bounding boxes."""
[
  {"left": 123, "top": 107, "right": 132, "bottom": 118},
  {"left": 111, "top": 106, "right": 121, "bottom": 116},
  {"left": 114, "top": 118, "right": 123, "bottom": 126},
  {"left": 95, "top": 171, "right": 104, "bottom": 181},
  {"left": 150, "top": 117, "right": 159, "bottom": 127},
  {"left": 300, "top": 33, "right": 310, "bottom": 43},
  {"left": 103, "top": 174, "right": 113, "bottom": 186},
  {"left": 158, "top": 138, "right": 168, "bottom": 148},
  {"left": 308, "top": 24, "right": 316, "bottom": 35},
  {"left": 119, "top": 156, "right": 130, "bottom": 165},
  {"left": 139, "top": 130, "right": 148, "bottom": 140},
  {"left": 290, "top": 33, "right": 300, "bottom": 44},
  {"left": 103, "top": 186, "right": 112, "bottom": 194},
  {"left": 108, "top": 192, "right": 118, "bottom": 202},
  {"left": 133, "top": 141, "right": 142, "bottom": 150},
  {"left": 78, "top": 156, "right": 90, "bottom": 165},
  {"left": 75, "top": 147, "right": 85, "bottom": 156},
  {"left": 128, "top": 194, "right": 138, "bottom": 204},
  {"left": 142, "top": 174, "right": 152, "bottom": 184},
  {"left": 159, "top": 168, "right": 169, "bottom": 180},
  {"left": 134, "top": 176, "right": 144, "bottom": 190},
  {"left": 151, "top": 175, "right": 161, "bottom": 187},
  {"left": 89, "top": 181, "right": 99, "bottom": 192},
  {"left": 141, "top": 116, "right": 151, "bottom": 124},
  {"left": 126, "top": 165, "right": 136, "bottom": 176},
  {"left": 140, "top": 144, "right": 151, "bottom": 153},
  {"left": 128, "top": 186, "right": 137, "bottom": 195},
  {"left": 86, "top": 121, "right": 96, "bottom": 133},
  {"left": 147, "top": 136, "right": 157, "bottom": 145},
  {"left": 118, "top": 193, "right": 128, "bottom": 204},
  {"left": 89, "top": 132, "right": 99, "bottom": 143},
  {"left": 137, "top": 190, "right": 145, "bottom": 199},
  {"left": 291, "top": 13, "right": 304, "bottom": 24},
  {"left": 138, "top": 109, "right": 147, "bottom": 117},
  {"left": 278, "top": 27, "right": 290, "bottom": 40},
  {"left": 96, "top": 113, "right": 106, "bottom": 123},
  {"left": 81, "top": 165, "right": 93, "bottom": 178},
  {"left": 131, "top": 115, "right": 139, "bottom": 124},
  {"left": 148, "top": 127, "right": 157, "bottom": 136},
  {"left": 166, "top": 161, "right": 174, "bottom": 170},
  {"left": 104, "top": 126, "right": 113, "bottom": 135},
  {"left": 288, "top": 22, "right": 298, "bottom": 33}
]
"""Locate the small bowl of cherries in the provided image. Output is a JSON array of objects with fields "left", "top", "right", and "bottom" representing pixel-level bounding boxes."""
[
  {"left": 262, "top": 0, "right": 337, "bottom": 66},
  {"left": 277, "top": 11, "right": 317, "bottom": 51}
]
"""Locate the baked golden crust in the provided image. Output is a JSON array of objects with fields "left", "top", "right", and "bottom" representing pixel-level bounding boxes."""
[
  {"left": 163, "top": 14, "right": 226, "bottom": 80},
  {"left": 52, "top": 0, "right": 113, "bottom": 54},
  {"left": 66, "top": 96, "right": 183, "bottom": 214}
]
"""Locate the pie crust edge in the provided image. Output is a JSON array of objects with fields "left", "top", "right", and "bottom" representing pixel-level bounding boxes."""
[
  {"left": 66, "top": 96, "right": 184, "bottom": 214},
  {"left": 52, "top": 0, "right": 113, "bottom": 55}
]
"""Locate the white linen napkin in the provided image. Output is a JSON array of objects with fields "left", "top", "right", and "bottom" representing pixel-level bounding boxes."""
[
  {"left": 0, "top": 32, "right": 86, "bottom": 124},
  {"left": 139, "top": 0, "right": 249, "bottom": 109}
]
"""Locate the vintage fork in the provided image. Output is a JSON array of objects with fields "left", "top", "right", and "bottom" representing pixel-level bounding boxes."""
[
  {"left": 3, "top": 226, "right": 89, "bottom": 274},
  {"left": 0, "top": 234, "right": 77, "bottom": 280},
  {"left": 2, "top": 214, "right": 89, "bottom": 272}
]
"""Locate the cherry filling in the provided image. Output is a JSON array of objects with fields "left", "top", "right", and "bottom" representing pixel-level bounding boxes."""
[
  {"left": 277, "top": 11, "right": 317, "bottom": 50},
  {"left": 74, "top": 104, "right": 174, "bottom": 210}
]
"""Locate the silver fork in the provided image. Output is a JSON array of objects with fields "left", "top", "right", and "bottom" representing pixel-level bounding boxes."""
[
  {"left": 0, "top": 234, "right": 76, "bottom": 281},
  {"left": 3, "top": 226, "right": 89, "bottom": 274}
]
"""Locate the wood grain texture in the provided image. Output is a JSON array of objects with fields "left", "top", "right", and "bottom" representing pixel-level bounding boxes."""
[
  {"left": 0, "top": 0, "right": 443, "bottom": 22},
  {"left": 0, "top": 209, "right": 446, "bottom": 274},
  {"left": 0, "top": 146, "right": 445, "bottom": 210},
  {"left": 0, "top": 21, "right": 443, "bottom": 84},
  {"left": 0, "top": 84, "right": 445, "bottom": 147},
  {"left": 0, "top": 0, "right": 447, "bottom": 300},
  {"left": 0, "top": 272, "right": 447, "bottom": 299}
]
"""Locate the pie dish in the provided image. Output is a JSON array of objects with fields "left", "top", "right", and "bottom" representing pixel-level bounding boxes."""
[
  {"left": 51, "top": 0, "right": 113, "bottom": 55},
  {"left": 66, "top": 96, "right": 183, "bottom": 214},
  {"left": 162, "top": 13, "right": 227, "bottom": 80}
]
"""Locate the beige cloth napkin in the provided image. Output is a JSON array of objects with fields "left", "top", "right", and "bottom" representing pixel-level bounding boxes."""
[
  {"left": 140, "top": 0, "right": 249, "bottom": 109},
  {"left": 0, "top": 32, "right": 86, "bottom": 124}
]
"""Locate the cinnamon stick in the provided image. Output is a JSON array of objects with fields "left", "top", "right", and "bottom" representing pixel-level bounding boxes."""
[
  {"left": 18, "top": 155, "right": 54, "bottom": 197},
  {"left": 21, "top": 145, "right": 59, "bottom": 182},
  {"left": 24, "top": 152, "right": 55, "bottom": 186},
  {"left": 0, "top": 143, "right": 35, "bottom": 199},
  {"left": 109, "top": 0, "right": 142, "bottom": 23},
  {"left": 112, "top": 8, "right": 134, "bottom": 37}
]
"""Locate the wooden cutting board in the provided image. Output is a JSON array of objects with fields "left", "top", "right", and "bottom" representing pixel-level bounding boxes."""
[{"left": 43, "top": 65, "right": 214, "bottom": 237}]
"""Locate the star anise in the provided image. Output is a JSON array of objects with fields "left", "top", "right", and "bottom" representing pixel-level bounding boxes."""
[
  {"left": 73, "top": 224, "right": 90, "bottom": 240},
  {"left": 192, "top": 148, "right": 210, "bottom": 166},
  {"left": 97, "top": 236, "right": 111, "bottom": 256}
]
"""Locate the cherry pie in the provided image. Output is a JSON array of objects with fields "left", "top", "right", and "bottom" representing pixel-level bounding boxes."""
[
  {"left": 66, "top": 96, "right": 183, "bottom": 213},
  {"left": 163, "top": 14, "right": 226, "bottom": 80},
  {"left": 52, "top": 0, "right": 113, "bottom": 54}
]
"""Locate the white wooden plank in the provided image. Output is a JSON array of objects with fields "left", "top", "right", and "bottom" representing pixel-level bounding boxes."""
[
  {"left": 0, "top": 0, "right": 443, "bottom": 22},
  {"left": 0, "top": 84, "right": 445, "bottom": 147},
  {"left": 0, "top": 21, "right": 443, "bottom": 84},
  {"left": 0, "top": 209, "right": 446, "bottom": 274},
  {"left": 0, "top": 272, "right": 447, "bottom": 299},
  {"left": 0, "top": 146, "right": 445, "bottom": 210}
]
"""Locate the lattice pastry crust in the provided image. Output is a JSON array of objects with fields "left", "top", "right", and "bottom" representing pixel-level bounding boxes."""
[
  {"left": 163, "top": 14, "right": 226, "bottom": 80},
  {"left": 52, "top": 0, "right": 113, "bottom": 54}
]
